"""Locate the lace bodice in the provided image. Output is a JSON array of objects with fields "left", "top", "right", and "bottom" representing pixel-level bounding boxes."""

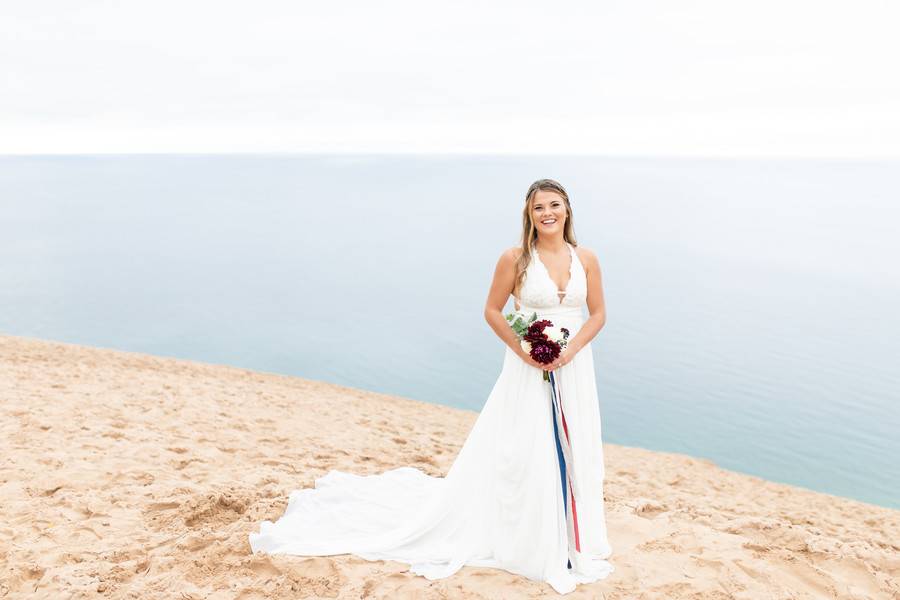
[{"left": 515, "top": 242, "right": 587, "bottom": 309}]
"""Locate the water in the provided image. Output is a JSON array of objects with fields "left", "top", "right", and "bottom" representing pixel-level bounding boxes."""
[{"left": 1, "top": 154, "right": 898, "bottom": 509}]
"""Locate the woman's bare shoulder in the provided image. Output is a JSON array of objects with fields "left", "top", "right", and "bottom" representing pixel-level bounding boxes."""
[
  {"left": 508, "top": 246, "right": 526, "bottom": 259},
  {"left": 574, "top": 245, "right": 601, "bottom": 269},
  {"left": 490, "top": 247, "right": 525, "bottom": 282},
  {"left": 498, "top": 246, "right": 525, "bottom": 263}
]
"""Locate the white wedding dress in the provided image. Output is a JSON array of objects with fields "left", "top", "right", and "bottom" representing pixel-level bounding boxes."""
[{"left": 248, "top": 241, "right": 614, "bottom": 594}]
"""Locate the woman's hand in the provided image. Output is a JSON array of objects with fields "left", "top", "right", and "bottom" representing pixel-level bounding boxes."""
[
  {"left": 545, "top": 348, "right": 573, "bottom": 372},
  {"left": 517, "top": 348, "right": 550, "bottom": 372}
]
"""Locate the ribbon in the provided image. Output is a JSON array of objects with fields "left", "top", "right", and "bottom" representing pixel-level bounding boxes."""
[{"left": 549, "top": 370, "right": 581, "bottom": 568}]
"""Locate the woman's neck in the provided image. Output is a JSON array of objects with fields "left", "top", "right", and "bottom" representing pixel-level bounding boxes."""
[{"left": 534, "top": 235, "right": 567, "bottom": 254}]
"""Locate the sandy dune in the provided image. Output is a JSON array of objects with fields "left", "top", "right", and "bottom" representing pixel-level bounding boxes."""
[{"left": 1, "top": 333, "right": 898, "bottom": 599}]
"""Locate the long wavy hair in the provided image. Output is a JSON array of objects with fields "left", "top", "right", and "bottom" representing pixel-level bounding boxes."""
[{"left": 513, "top": 178, "right": 578, "bottom": 298}]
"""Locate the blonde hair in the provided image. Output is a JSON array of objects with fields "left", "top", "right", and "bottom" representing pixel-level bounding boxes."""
[{"left": 513, "top": 178, "right": 578, "bottom": 298}]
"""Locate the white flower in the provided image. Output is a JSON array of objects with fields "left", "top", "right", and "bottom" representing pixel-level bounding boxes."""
[
  {"left": 520, "top": 340, "right": 532, "bottom": 354},
  {"left": 544, "top": 326, "right": 564, "bottom": 343}
]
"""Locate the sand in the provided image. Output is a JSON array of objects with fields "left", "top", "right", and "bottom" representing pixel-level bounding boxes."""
[{"left": 1, "top": 333, "right": 898, "bottom": 599}]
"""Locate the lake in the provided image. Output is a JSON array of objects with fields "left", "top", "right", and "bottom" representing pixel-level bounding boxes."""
[{"left": 1, "top": 154, "right": 897, "bottom": 508}]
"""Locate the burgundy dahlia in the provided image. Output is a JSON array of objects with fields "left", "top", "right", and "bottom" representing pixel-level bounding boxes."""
[
  {"left": 530, "top": 339, "right": 561, "bottom": 365},
  {"left": 523, "top": 319, "right": 553, "bottom": 346},
  {"left": 523, "top": 331, "right": 544, "bottom": 345},
  {"left": 527, "top": 319, "right": 553, "bottom": 337}
]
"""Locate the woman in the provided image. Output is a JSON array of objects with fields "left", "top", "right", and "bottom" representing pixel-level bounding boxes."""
[{"left": 248, "top": 178, "right": 614, "bottom": 594}]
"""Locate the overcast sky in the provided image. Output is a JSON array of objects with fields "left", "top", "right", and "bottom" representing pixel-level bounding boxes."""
[{"left": 2, "top": 0, "right": 899, "bottom": 157}]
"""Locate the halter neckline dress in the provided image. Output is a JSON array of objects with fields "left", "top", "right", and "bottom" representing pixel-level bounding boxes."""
[{"left": 249, "top": 241, "right": 614, "bottom": 594}]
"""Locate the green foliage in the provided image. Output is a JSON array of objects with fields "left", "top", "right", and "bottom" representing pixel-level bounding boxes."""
[{"left": 504, "top": 311, "right": 538, "bottom": 338}]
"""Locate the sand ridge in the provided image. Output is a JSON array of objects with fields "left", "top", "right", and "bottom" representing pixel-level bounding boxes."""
[{"left": 1, "top": 333, "right": 898, "bottom": 599}]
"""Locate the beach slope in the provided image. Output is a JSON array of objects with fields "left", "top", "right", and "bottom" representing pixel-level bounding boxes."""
[{"left": 1, "top": 334, "right": 898, "bottom": 599}]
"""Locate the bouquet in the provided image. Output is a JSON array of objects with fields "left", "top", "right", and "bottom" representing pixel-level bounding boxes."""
[{"left": 505, "top": 311, "right": 570, "bottom": 381}]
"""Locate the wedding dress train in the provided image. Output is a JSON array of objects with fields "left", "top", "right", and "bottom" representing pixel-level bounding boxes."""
[{"left": 248, "top": 242, "right": 614, "bottom": 594}]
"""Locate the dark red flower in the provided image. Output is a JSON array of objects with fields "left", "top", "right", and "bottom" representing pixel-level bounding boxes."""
[
  {"left": 527, "top": 319, "right": 553, "bottom": 337},
  {"left": 530, "top": 339, "right": 561, "bottom": 364},
  {"left": 523, "top": 331, "right": 543, "bottom": 345},
  {"left": 523, "top": 319, "right": 555, "bottom": 346}
]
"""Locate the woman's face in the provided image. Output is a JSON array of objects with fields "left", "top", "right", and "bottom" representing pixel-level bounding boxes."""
[{"left": 532, "top": 190, "right": 567, "bottom": 236}]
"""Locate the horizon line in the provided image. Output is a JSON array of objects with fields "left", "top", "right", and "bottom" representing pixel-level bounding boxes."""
[{"left": 1, "top": 150, "right": 898, "bottom": 163}]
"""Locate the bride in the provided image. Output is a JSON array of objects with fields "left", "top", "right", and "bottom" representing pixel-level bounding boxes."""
[{"left": 248, "top": 178, "right": 614, "bottom": 594}]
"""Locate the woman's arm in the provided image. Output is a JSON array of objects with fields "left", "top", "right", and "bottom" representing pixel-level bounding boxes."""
[
  {"left": 483, "top": 247, "right": 528, "bottom": 356},
  {"left": 483, "top": 248, "right": 546, "bottom": 372}
]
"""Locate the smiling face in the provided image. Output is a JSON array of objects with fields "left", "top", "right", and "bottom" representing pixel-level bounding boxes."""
[{"left": 531, "top": 190, "right": 568, "bottom": 236}]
